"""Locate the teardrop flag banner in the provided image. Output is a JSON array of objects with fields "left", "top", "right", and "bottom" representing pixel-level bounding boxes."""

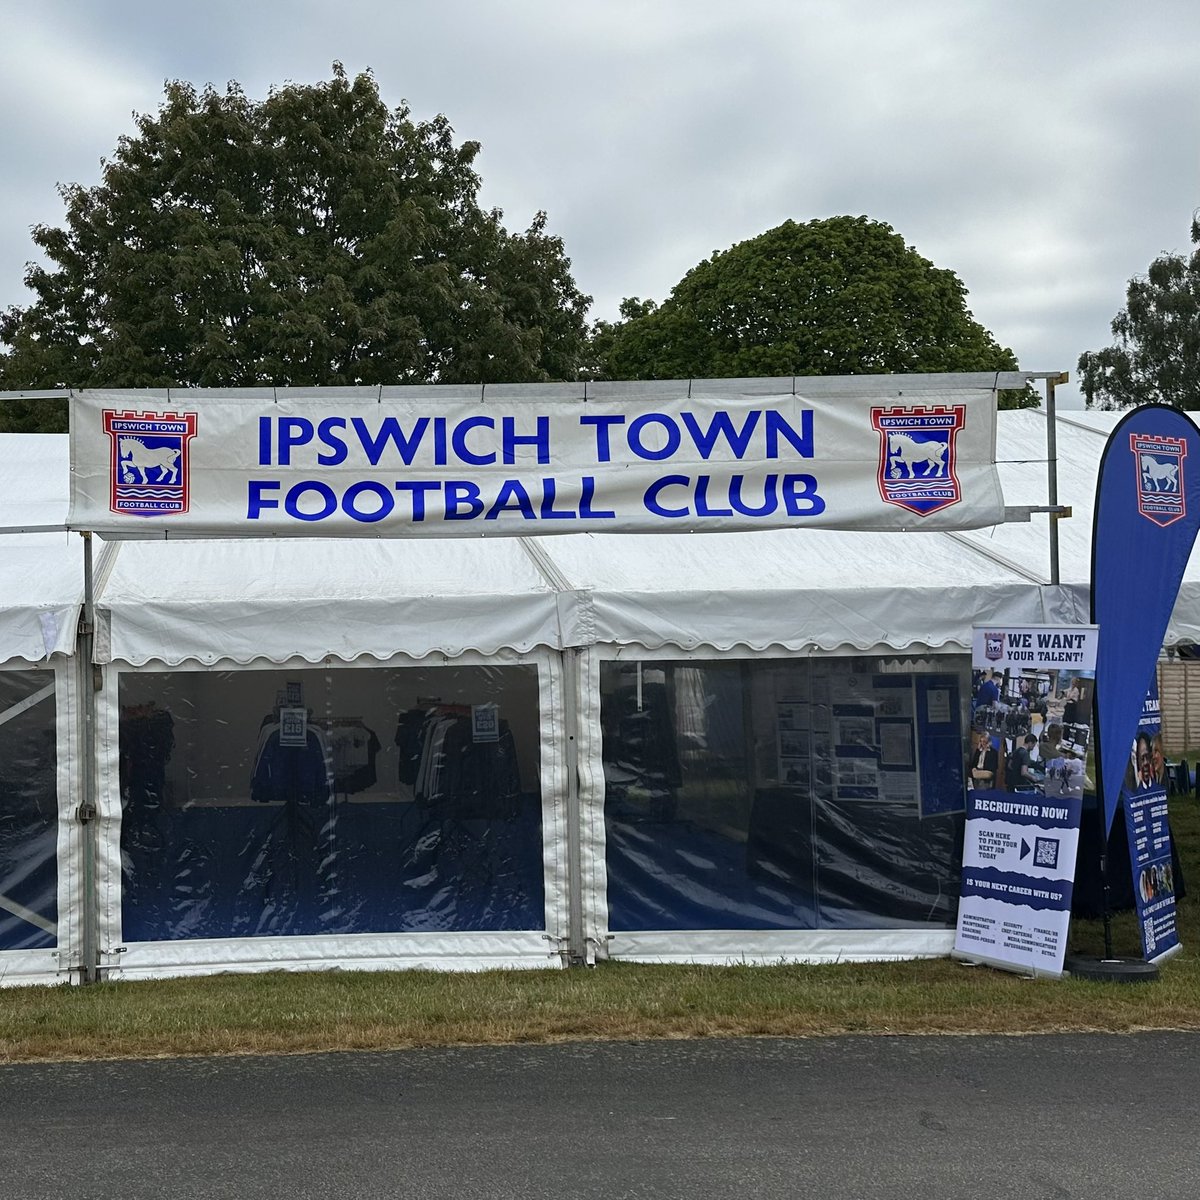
[{"left": 1092, "top": 404, "right": 1200, "bottom": 836}]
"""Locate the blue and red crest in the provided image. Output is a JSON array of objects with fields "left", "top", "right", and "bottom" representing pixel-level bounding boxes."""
[
  {"left": 1131, "top": 432, "right": 1187, "bottom": 527},
  {"left": 104, "top": 410, "right": 199, "bottom": 518},
  {"left": 984, "top": 632, "right": 1005, "bottom": 661},
  {"left": 871, "top": 405, "right": 965, "bottom": 515}
]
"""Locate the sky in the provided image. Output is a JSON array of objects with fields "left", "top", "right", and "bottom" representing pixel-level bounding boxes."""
[{"left": 1, "top": 1, "right": 1198, "bottom": 408}]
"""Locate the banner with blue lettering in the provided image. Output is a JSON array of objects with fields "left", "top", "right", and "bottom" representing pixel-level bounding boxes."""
[
  {"left": 1093, "top": 405, "right": 1200, "bottom": 836},
  {"left": 1121, "top": 679, "right": 1181, "bottom": 963},
  {"left": 955, "top": 623, "right": 1097, "bottom": 977},
  {"left": 66, "top": 388, "right": 1003, "bottom": 537}
]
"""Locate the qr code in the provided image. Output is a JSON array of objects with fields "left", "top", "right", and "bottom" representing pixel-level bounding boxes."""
[
  {"left": 1034, "top": 837, "right": 1060, "bottom": 870},
  {"left": 1144, "top": 917, "right": 1156, "bottom": 953}
]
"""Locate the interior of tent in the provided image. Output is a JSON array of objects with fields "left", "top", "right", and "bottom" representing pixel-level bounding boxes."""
[{"left": 2, "top": 384, "right": 1195, "bottom": 984}]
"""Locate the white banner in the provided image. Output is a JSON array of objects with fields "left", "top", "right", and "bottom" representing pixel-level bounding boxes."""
[
  {"left": 970, "top": 625, "right": 1099, "bottom": 673},
  {"left": 67, "top": 388, "right": 1003, "bottom": 538}
]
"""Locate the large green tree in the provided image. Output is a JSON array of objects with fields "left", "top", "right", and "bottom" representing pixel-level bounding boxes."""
[
  {"left": 0, "top": 66, "right": 590, "bottom": 432},
  {"left": 587, "top": 215, "right": 1037, "bottom": 408},
  {"left": 1078, "top": 213, "right": 1200, "bottom": 409}
]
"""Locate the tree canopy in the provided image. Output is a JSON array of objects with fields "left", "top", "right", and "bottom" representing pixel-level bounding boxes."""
[
  {"left": 1078, "top": 213, "right": 1200, "bottom": 410},
  {"left": 587, "top": 216, "right": 1037, "bottom": 408},
  {"left": 0, "top": 66, "right": 590, "bottom": 432}
]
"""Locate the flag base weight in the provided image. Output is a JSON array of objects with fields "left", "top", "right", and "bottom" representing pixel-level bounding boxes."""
[{"left": 1065, "top": 954, "right": 1159, "bottom": 983}]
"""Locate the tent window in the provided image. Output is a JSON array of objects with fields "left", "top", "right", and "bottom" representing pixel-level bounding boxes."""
[
  {"left": 601, "top": 656, "right": 969, "bottom": 932},
  {"left": 0, "top": 671, "right": 57, "bottom": 950},
  {"left": 117, "top": 664, "right": 544, "bottom": 941}
]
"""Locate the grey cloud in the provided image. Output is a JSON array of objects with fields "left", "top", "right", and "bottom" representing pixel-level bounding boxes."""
[{"left": 3, "top": 0, "right": 1200, "bottom": 411}]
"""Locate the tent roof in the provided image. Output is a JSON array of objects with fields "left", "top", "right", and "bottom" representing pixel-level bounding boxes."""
[
  {"left": 1, "top": 409, "right": 1197, "bottom": 665},
  {"left": 0, "top": 435, "right": 83, "bottom": 662}
]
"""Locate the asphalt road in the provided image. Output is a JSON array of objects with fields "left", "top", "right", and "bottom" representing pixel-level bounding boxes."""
[{"left": 1, "top": 1034, "right": 1197, "bottom": 1199}]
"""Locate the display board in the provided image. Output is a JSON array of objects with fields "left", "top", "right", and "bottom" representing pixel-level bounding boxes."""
[
  {"left": 954, "top": 624, "right": 1097, "bottom": 977},
  {"left": 1121, "top": 679, "right": 1180, "bottom": 963}
]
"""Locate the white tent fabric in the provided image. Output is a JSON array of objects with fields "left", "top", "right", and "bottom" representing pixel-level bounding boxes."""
[
  {"left": 7, "top": 402, "right": 1200, "bottom": 981},
  {"left": 8, "top": 413, "right": 1200, "bottom": 667},
  {"left": 95, "top": 537, "right": 585, "bottom": 665},
  {"left": 0, "top": 435, "right": 83, "bottom": 662},
  {"left": 533, "top": 528, "right": 1085, "bottom": 654}
]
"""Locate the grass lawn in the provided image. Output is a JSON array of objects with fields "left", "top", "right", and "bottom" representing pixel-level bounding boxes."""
[{"left": 2, "top": 796, "right": 1197, "bottom": 1064}]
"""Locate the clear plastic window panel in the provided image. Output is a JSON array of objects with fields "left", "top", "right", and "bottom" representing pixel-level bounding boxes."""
[
  {"left": 601, "top": 657, "right": 969, "bottom": 931},
  {"left": 118, "top": 665, "right": 544, "bottom": 941},
  {"left": 0, "top": 671, "right": 58, "bottom": 951}
]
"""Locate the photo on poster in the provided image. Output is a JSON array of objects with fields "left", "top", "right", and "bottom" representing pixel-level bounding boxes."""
[
  {"left": 778, "top": 730, "right": 807, "bottom": 760},
  {"left": 1124, "top": 728, "right": 1168, "bottom": 792},
  {"left": 835, "top": 755, "right": 879, "bottom": 799},
  {"left": 834, "top": 714, "right": 875, "bottom": 752},
  {"left": 776, "top": 702, "right": 810, "bottom": 732},
  {"left": 968, "top": 665, "right": 1095, "bottom": 800},
  {"left": 879, "top": 720, "right": 914, "bottom": 768}
]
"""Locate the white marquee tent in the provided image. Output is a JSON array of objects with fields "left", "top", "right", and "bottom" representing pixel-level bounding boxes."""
[{"left": 2, "top": 385, "right": 1195, "bottom": 986}]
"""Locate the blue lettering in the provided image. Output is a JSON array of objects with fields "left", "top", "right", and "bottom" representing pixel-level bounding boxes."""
[
  {"left": 579, "top": 476, "right": 615, "bottom": 518},
  {"left": 452, "top": 416, "right": 496, "bottom": 466},
  {"left": 350, "top": 416, "right": 429, "bottom": 466},
  {"left": 445, "top": 480, "right": 484, "bottom": 520},
  {"left": 694, "top": 475, "right": 733, "bottom": 516},
  {"left": 539, "top": 478, "right": 577, "bottom": 520},
  {"left": 394, "top": 481, "right": 439, "bottom": 522},
  {"left": 486, "top": 479, "right": 536, "bottom": 521},
  {"left": 580, "top": 414, "right": 626, "bottom": 462},
  {"left": 628, "top": 413, "right": 681, "bottom": 461},
  {"left": 502, "top": 416, "right": 550, "bottom": 465},
  {"left": 680, "top": 410, "right": 761, "bottom": 460},
  {"left": 729, "top": 474, "right": 779, "bottom": 517},
  {"left": 644, "top": 475, "right": 690, "bottom": 518},
  {"left": 783, "top": 473, "right": 825, "bottom": 516},
  {"left": 277, "top": 418, "right": 314, "bottom": 465},
  {"left": 316, "top": 417, "right": 348, "bottom": 466},
  {"left": 247, "top": 480, "right": 280, "bottom": 519},
  {"left": 342, "top": 480, "right": 394, "bottom": 523},
  {"left": 284, "top": 481, "right": 337, "bottom": 522},
  {"left": 765, "top": 410, "right": 814, "bottom": 459},
  {"left": 257, "top": 417, "right": 271, "bottom": 466}
]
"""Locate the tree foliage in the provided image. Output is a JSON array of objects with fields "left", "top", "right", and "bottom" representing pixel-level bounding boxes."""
[
  {"left": 1078, "top": 213, "right": 1200, "bottom": 410},
  {"left": 587, "top": 216, "right": 1037, "bottom": 408},
  {"left": 0, "top": 66, "right": 590, "bottom": 432}
]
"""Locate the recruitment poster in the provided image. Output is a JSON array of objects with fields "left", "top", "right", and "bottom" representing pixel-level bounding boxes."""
[
  {"left": 954, "top": 624, "right": 1098, "bottom": 977},
  {"left": 1121, "top": 679, "right": 1181, "bottom": 963}
]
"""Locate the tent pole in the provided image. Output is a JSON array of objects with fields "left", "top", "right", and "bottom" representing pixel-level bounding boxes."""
[
  {"left": 1044, "top": 373, "right": 1068, "bottom": 585},
  {"left": 561, "top": 648, "right": 586, "bottom": 965},
  {"left": 77, "top": 531, "right": 100, "bottom": 983}
]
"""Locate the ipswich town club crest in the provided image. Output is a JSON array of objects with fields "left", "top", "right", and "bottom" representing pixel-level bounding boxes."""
[
  {"left": 870, "top": 405, "right": 965, "bottom": 515},
  {"left": 984, "top": 632, "right": 1006, "bottom": 661},
  {"left": 103, "top": 410, "right": 198, "bottom": 517},
  {"left": 1130, "top": 432, "right": 1187, "bottom": 527}
]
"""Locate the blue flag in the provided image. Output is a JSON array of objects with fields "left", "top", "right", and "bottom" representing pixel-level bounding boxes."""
[{"left": 1092, "top": 404, "right": 1200, "bottom": 834}]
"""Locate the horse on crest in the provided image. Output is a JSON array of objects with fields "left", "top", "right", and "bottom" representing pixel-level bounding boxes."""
[
  {"left": 886, "top": 432, "right": 947, "bottom": 478},
  {"left": 118, "top": 437, "right": 182, "bottom": 484},
  {"left": 1140, "top": 454, "right": 1179, "bottom": 493}
]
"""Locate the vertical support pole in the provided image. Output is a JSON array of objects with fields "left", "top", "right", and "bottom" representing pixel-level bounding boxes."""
[
  {"left": 561, "top": 648, "right": 586, "bottom": 965},
  {"left": 77, "top": 531, "right": 100, "bottom": 983},
  {"left": 1045, "top": 373, "right": 1068, "bottom": 586}
]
